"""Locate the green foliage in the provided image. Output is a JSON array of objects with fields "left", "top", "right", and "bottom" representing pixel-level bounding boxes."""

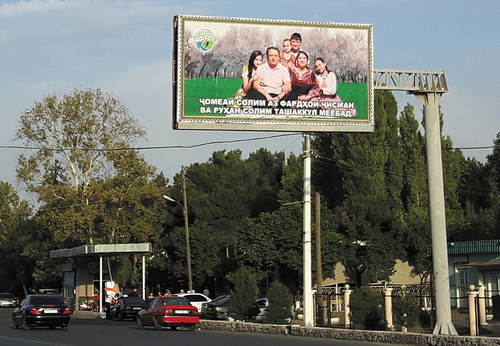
[
  {"left": 263, "top": 281, "right": 293, "bottom": 324},
  {"left": 312, "top": 90, "right": 405, "bottom": 286},
  {"left": 237, "top": 207, "right": 303, "bottom": 286},
  {"left": 15, "top": 88, "right": 159, "bottom": 248},
  {"left": 349, "top": 288, "right": 385, "bottom": 330},
  {"left": 393, "top": 291, "right": 421, "bottom": 329},
  {"left": 226, "top": 266, "right": 258, "bottom": 321},
  {"left": 118, "top": 256, "right": 141, "bottom": 288},
  {"left": 0, "top": 182, "right": 38, "bottom": 294},
  {"left": 164, "top": 149, "right": 284, "bottom": 291},
  {"left": 16, "top": 88, "right": 146, "bottom": 194},
  {"left": 10, "top": 89, "right": 168, "bottom": 290}
]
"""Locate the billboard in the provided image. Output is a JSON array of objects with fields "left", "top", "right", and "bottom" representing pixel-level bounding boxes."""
[{"left": 173, "top": 15, "right": 373, "bottom": 132}]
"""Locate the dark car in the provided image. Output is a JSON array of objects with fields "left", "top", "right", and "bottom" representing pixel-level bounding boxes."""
[
  {"left": 205, "top": 295, "right": 230, "bottom": 320},
  {"left": 11, "top": 294, "right": 70, "bottom": 330},
  {"left": 201, "top": 294, "right": 228, "bottom": 317},
  {"left": 106, "top": 296, "right": 147, "bottom": 321},
  {"left": 0, "top": 293, "right": 17, "bottom": 308},
  {"left": 137, "top": 296, "right": 199, "bottom": 331}
]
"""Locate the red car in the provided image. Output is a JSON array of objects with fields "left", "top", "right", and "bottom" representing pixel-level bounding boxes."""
[{"left": 137, "top": 296, "right": 199, "bottom": 331}]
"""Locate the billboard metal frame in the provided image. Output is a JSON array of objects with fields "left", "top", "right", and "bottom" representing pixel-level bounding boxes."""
[{"left": 173, "top": 15, "right": 374, "bottom": 133}]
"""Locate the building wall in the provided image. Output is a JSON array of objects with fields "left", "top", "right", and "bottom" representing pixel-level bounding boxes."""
[{"left": 320, "top": 260, "right": 421, "bottom": 287}]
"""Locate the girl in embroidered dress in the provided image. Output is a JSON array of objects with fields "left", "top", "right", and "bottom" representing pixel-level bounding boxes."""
[{"left": 280, "top": 39, "right": 295, "bottom": 68}]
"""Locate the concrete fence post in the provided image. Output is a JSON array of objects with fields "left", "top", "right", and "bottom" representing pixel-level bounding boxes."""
[
  {"left": 385, "top": 288, "right": 393, "bottom": 330},
  {"left": 478, "top": 285, "right": 487, "bottom": 326},
  {"left": 468, "top": 287, "right": 478, "bottom": 336},
  {"left": 344, "top": 287, "right": 351, "bottom": 328}
]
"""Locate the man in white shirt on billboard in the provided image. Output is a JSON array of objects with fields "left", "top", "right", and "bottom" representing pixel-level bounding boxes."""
[{"left": 246, "top": 47, "right": 291, "bottom": 102}]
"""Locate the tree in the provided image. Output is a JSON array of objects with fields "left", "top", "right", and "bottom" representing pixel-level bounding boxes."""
[
  {"left": 313, "top": 90, "right": 405, "bottom": 286},
  {"left": 15, "top": 88, "right": 158, "bottom": 246},
  {"left": 349, "top": 288, "right": 385, "bottom": 330},
  {"left": 16, "top": 88, "right": 146, "bottom": 195},
  {"left": 164, "top": 149, "right": 285, "bottom": 292},
  {"left": 483, "top": 132, "right": 500, "bottom": 235},
  {"left": 237, "top": 206, "right": 303, "bottom": 290},
  {"left": 398, "top": 103, "right": 432, "bottom": 279},
  {"left": 0, "top": 182, "right": 35, "bottom": 295},
  {"left": 226, "top": 266, "right": 258, "bottom": 321},
  {"left": 263, "top": 281, "right": 294, "bottom": 324}
]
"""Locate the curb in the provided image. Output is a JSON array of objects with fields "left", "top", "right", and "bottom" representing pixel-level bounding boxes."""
[{"left": 199, "top": 320, "right": 500, "bottom": 346}]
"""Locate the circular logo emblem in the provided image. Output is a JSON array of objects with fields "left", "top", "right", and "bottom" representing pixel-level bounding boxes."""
[{"left": 193, "top": 28, "right": 216, "bottom": 52}]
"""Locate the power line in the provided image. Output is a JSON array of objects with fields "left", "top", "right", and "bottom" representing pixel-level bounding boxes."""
[
  {"left": 0, "top": 133, "right": 302, "bottom": 152},
  {"left": 0, "top": 137, "right": 493, "bottom": 153}
]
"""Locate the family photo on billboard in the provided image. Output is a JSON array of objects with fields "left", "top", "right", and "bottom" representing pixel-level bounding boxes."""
[{"left": 174, "top": 15, "right": 373, "bottom": 132}]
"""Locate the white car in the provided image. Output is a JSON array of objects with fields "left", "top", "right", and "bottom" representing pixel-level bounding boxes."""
[
  {"left": 248, "top": 298, "right": 294, "bottom": 324},
  {"left": 175, "top": 293, "right": 211, "bottom": 313},
  {"left": 0, "top": 293, "right": 17, "bottom": 307}
]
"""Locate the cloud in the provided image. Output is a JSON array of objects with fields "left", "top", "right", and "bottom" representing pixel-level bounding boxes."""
[{"left": 0, "top": 0, "right": 68, "bottom": 17}]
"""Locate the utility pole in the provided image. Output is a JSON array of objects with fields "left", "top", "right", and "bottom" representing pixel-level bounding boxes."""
[
  {"left": 181, "top": 166, "right": 193, "bottom": 293},
  {"left": 316, "top": 192, "right": 322, "bottom": 326},
  {"left": 303, "top": 134, "right": 313, "bottom": 327},
  {"left": 316, "top": 192, "right": 322, "bottom": 293}
]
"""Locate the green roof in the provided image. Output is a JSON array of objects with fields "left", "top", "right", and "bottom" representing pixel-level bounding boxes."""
[{"left": 448, "top": 240, "right": 500, "bottom": 255}]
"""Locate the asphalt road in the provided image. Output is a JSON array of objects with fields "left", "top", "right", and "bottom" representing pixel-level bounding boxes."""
[{"left": 0, "top": 306, "right": 400, "bottom": 346}]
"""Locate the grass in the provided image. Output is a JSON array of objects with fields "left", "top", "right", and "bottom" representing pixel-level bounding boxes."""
[{"left": 182, "top": 77, "right": 369, "bottom": 119}]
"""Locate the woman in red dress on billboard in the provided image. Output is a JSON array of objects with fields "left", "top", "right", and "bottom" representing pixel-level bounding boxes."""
[{"left": 288, "top": 51, "right": 319, "bottom": 101}]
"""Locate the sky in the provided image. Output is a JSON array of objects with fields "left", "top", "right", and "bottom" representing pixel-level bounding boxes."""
[{"left": 1, "top": 0, "right": 499, "bottom": 203}]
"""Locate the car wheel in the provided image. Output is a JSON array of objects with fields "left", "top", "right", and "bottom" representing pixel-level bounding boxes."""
[
  {"left": 188, "top": 325, "right": 196, "bottom": 331},
  {"left": 154, "top": 317, "right": 162, "bottom": 331},
  {"left": 22, "top": 316, "right": 30, "bottom": 331},
  {"left": 137, "top": 317, "right": 144, "bottom": 330},
  {"left": 11, "top": 317, "right": 18, "bottom": 329},
  {"left": 170, "top": 325, "right": 177, "bottom": 331}
]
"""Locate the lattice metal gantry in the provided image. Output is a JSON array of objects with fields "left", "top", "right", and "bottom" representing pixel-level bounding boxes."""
[{"left": 373, "top": 69, "right": 448, "bottom": 93}]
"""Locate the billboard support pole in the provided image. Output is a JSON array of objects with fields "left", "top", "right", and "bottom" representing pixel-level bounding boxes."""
[
  {"left": 303, "top": 134, "right": 314, "bottom": 327},
  {"left": 414, "top": 92, "right": 457, "bottom": 336}
]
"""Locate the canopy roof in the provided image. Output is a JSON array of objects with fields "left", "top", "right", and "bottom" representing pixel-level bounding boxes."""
[{"left": 50, "top": 243, "right": 152, "bottom": 258}]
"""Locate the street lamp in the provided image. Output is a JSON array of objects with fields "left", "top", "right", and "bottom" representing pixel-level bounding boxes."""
[{"left": 162, "top": 168, "right": 192, "bottom": 293}]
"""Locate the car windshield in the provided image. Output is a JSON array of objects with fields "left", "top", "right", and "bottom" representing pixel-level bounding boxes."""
[
  {"left": 213, "top": 297, "right": 229, "bottom": 306},
  {"left": 0, "top": 293, "right": 14, "bottom": 298},
  {"left": 30, "top": 296, "right": 65, "bottom": 305},
  {"left": 161, "top": 297, "right": 190, "bottom": 306},
  {"left": 212, "top": 295, "right": 229, "bottom": 303},
  {"left": 124, "top": 297, "right": 145, "bottom": 305}
]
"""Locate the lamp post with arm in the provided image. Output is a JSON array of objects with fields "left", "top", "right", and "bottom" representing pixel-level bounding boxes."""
[{"left": 162, "top": 167, "right": 193, "bottom": 293}]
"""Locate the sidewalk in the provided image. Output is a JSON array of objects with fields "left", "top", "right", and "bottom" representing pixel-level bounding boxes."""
[{"left": 73, "top": 310, "right": 105, "bottom": 319}]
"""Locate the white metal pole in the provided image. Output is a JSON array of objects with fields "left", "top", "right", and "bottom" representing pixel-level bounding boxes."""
[
  {"left": 142, "top": 255, "right": 146, "bottom": 299},
  {"left": 99, "top": 256, "right": 103, "bottom": 314},
  {"left": 303, "top": 134, "right": 313, "bottom": 327}
]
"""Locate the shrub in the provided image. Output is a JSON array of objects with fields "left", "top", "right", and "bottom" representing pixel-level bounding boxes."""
[
  {"left": 226, "top": 266, "right": 258, "bottom": 321},
  {"left": 393, "top": 291, "right": 421, "bottom": 329},
  {"left": 263, "top": 281, "right": 294, "bottom": 324},
  {"left": 349, "top": 288, "right": 385, "bottom": 330}
]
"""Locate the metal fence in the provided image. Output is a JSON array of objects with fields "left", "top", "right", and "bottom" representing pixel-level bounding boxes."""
[{"left": 312, "top": 284, "right": 500, "bottom": 336}]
